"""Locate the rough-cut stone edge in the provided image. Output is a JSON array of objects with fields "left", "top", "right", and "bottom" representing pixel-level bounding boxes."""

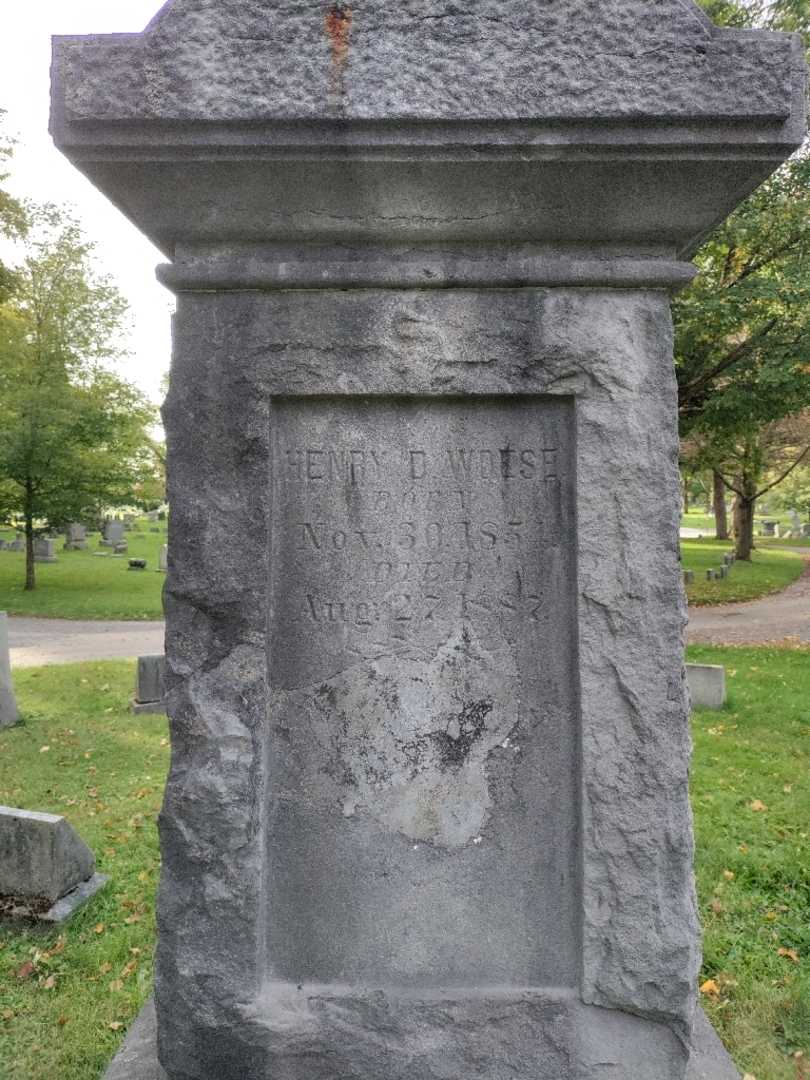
[
  {"left": 106, "top": 998, "right": 740, "bottom": 1080},
  {"left": 51, "top": 0, "right": 802, "bottom": 124}
]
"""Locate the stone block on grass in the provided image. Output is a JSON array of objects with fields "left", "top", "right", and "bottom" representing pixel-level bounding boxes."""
[
  {"left": 0, "top": 612, "right": 18, "bottom": 729},
  {"left": 686, "top": 664, "right": 726, "bottom": 710},
  {"left": 0, "top": 806, "right": 108, "bottom": 923}
]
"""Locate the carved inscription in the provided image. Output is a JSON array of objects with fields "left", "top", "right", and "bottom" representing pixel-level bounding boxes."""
[{"left": 270, "top": 397, "right": 573, "bottom": 687}]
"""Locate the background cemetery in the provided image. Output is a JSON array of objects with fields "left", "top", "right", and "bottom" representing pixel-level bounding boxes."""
[{"left": 0, "top": 1, "right": 809, "bottom": 1079}]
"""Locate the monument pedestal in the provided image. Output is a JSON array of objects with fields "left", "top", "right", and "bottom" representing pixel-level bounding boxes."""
[
  {"left": 52, "top": 3, "right": 804, "bottom": 1079},
  {"left": 106, "top": 1000, "right": 740, "bottom": 1080}
]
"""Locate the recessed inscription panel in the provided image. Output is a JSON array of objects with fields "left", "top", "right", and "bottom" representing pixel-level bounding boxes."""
[{"left": 268, "top": 397, "right": 579, "bottom": 987}]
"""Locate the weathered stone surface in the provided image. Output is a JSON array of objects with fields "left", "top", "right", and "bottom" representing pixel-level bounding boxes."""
[
  {"left": 56, "top": 0, "right": 801, "bottom": 124},
  {"left": 0, "top": 613, "right": 18, "bottom": 729},
  {"left": 0, "top": 806, "right": 96, "bottom": 905},
  {"left": 132, "top": 655, "right": 167, "bottom": 715},
  {"left": 108, "top": 999, "right": 740, "bottom": 1080}
]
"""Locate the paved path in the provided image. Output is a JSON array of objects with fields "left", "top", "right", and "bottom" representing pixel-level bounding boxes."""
[
  {"left": 7, "top": 617, "right": 164, "bottom": 668},
  {"left": 687, "top": 554, "right": 810, "bottom": 645}
]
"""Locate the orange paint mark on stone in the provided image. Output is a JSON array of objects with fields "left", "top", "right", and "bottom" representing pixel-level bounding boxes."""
[{"left": 325, "top": 3, "right": 353, "bottom": 97}]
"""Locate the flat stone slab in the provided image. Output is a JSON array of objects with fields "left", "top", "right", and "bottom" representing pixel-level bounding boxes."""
[
  {"left": 104, "top": 1000, "right": 739, "bottom": 1080},
  {"left": 1, "top": 872, "right": 109, "bottom": 926}
]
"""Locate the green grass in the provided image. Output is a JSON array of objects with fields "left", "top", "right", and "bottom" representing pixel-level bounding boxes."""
[
  {"left": 2, "top": 654, "right": 809, "bottom": 1077},
  {"left": 688, "top": 644, "right": 810, "bottom": 1079},
  {"left": 0, "top": 663, "right": 168, "bottom": 1080},
  {"left": 0, "top": 522, "right": 167, "bottom": 620},
  {"left": 682, "top": 538, "right": 805, "bottom": 606}
]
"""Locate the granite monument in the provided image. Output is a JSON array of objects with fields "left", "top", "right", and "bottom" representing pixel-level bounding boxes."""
[{"left": 51, "top": 2, "right": 806, "bottom": 1078}]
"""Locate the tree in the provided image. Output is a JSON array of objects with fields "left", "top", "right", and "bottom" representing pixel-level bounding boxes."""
[
  {"left": 0, "top": 111, "right": 27, "bottom": 302},
  {"left": 688, "top": 414, "right": 810, "bottom": 559},
  {"left": 0, "top": 205, "right": 157, "bottom": 590},
  {"left": 675, "top": 3, "right": 810, "bottom": 551}
]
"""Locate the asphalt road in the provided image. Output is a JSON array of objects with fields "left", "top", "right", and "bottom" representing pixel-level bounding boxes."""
[{"left": 8, "top": 617, "right": 164, "bottom": 668}]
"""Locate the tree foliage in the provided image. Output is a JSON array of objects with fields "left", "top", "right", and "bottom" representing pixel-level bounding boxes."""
[
  {"left": 0, "top": 111, "right": 27, "bottom": 303},
  {"left": 677, "top": 1, "right": 810, "bottom": 552},
  {"left": 0, "top": 205, "right": 156, "bottom": 589}
]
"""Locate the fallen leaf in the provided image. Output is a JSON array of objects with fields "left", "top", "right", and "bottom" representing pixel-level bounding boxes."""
[
  {"left": 2, "top": 1009, "right": 14, "bottom": 1021},
  {"left": 784, "top": 784, "right": 793, "bottom": 793},
  {"left": 710, "top": 899, "right": 724, "bottom": 915},
  {"left": 137, "top": 871, "right": 150, "bottom": 883},
  {"left": 39, "top": 746, "right": 50, "bottom": 754},
  {"left": 739, "top": 843, "right": 749, "bottom": 855},
  {"left": 94, "top": 924, "right": 106, "bottom": 935},
  {"left": 124, "top": 913, "right": 141, "bottom": 925},
  {"left": 129, "top": 947, "right": 141, "bottom": 956},
  {"left": 99, "top": 962, "right": 112, "bottom": 975},
  {"left": 41, "top": 974, "right": 56, "bottom": 990},
  {"left": 777, "top": 947, "right": 800, "bottom": 963},
  {"left": 108, "top": 1021, "right": 124, "bottom": 1031},
  {"left": 58, "top": 1016, "right": 68, "bottom": 1026},
  {"left": 109, "top": 979, "right": 124, "bottom": 992},
  {"left": 699, "top": 979, "right": 720, "bottom": 997},
  {"left": 749, "top": 799, "right": 768, "bottom": 812},
  {"left": 743, "top": 1074, "right": 756, "bottom": 1080},
  {"left": 16, "top": 961, "right": 35, "bottom": 980},
  {"left": 723, "top": 870, "right": 735, "bottom": 881}
]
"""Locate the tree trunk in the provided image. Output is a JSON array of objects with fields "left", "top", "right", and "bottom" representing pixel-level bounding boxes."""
[
  {"left": 734, "top": 496, "right": 756, "bottom": 561},
  {"left": 24, "top": 486, "right": 36, "bottom": 591},
  {"left": 682, "top": 475, "right": 690, "bottom": 516},
  {"left": 713, "top": 470, "right": 729, "bottom": 540}
]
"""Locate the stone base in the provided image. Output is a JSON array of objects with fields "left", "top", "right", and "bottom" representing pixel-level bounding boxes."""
[
  {"left": 104, "top": 998, "right": 740, "bottom": 1080},
  {"left": 130, "top": 699, "right": 167, "bottom": 716},
  {"left": 1, "top": 873, "right": 109, "bottom": 927},
  {"left": 34, "top": 557, "right": 58, "bottom": 564}
]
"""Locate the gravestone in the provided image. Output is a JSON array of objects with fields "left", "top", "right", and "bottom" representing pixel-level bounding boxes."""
[
  {"left": 802, "top": 524, "right": 810, "bottom": 538},
  {"left": 686, "top": 665, "right": 726, "bottom": 711},
  {"left": 0, "top": 613, "right": 18, "bottom": 730},
  {"left": 65, "top": 523, "right": 89, "bottom": 550},
  {"left": 761, "top": 520, "right": 778, "bottom": 537},
  {"left": 131, "top": 656, "right": 167, "bottom": 716},
  {"left": 52, "top": 3, "right": 805, "bottom": 1079},
  {"left": 33, "top": 538, "right": 57, "bottom": 564},
  {"left": 0, "top": 806, "right": 108, "bottom": 922},
  {"left": 101, "top": 520, "right": 125, "bottom": 547},
  {"left": 158, "top": 545, "right": 168, "bottom": 573},
  {"left": 7, "top": 535, "right": 23, "bottom": 553}
]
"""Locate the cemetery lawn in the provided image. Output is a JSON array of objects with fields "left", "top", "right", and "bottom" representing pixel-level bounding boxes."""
[
  {"left": 682, "top": 538, "right": 805, "bottom": 605},
  {"left": 1, "top": 652, "right": 808, "bottom": 1078},
  {"left": 0, "top": 662, "right": 168, "bottom": 1080},
  {"left": 688, "top": 644, "right": 810, "bottom": 1080},
  {"left": 0, "top": 525, "right": 167, "bottom": 620}
]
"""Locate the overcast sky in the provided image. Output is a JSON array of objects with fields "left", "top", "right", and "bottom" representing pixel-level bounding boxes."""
[{"left": 0, "top": 2, "right": 172, "bottom": 408}]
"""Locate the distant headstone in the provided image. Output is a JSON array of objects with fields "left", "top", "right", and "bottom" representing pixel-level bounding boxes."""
[
  {"left": 788, "top": 509, "right": 802, "bottom": 531},
  {"left": 159, "top": 545, "right": 168, "bottom": 573},
  {"left": 131, "top": 656, "right": 166, "bottom": 716},
  {"left": 683, "top": 570, "right": 694, "bottom": 585},
  {"left": 7, "top": 535, "right": 24, "bottom": 553},
  {"left": 706, "top": 569, "right": 716, "bottom": 581},
  {"left": 0, "top": 806, "right": 108, "bottom": 922},
  {"left": 33, "top": 538, "right": 58, "bottom": 564},
  {"left": 158, "top": 511, "right": 166, "bottom": 521},
  {"left": 113, "top": 542, "right": 129, "bottom": 555},
  {"left": 102, "top": 520, "right": 126, "bottom": 546},
  {"left": 0, "top": 613, "right": 19, "bottom": 730},
  {"left": 129, "top": 559, "right": 148, "bottom": 571},
  {"left": 146, "top": 511, "right": 159, "bottom": 523},
  {"left": 150, "top": 527, "right": 161, "bottom": 534},
  {"left": 686, "top": 665, "right": 726, "bottom": 710},
  {"left": 802, "top": 524, "right": 810, "bottom": 538},
  {"left": 64, "top": 523, "right": 89, "bottom": 550},
  {"left": 761, "top": 520, "right": 778, "bottom": 537}
]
